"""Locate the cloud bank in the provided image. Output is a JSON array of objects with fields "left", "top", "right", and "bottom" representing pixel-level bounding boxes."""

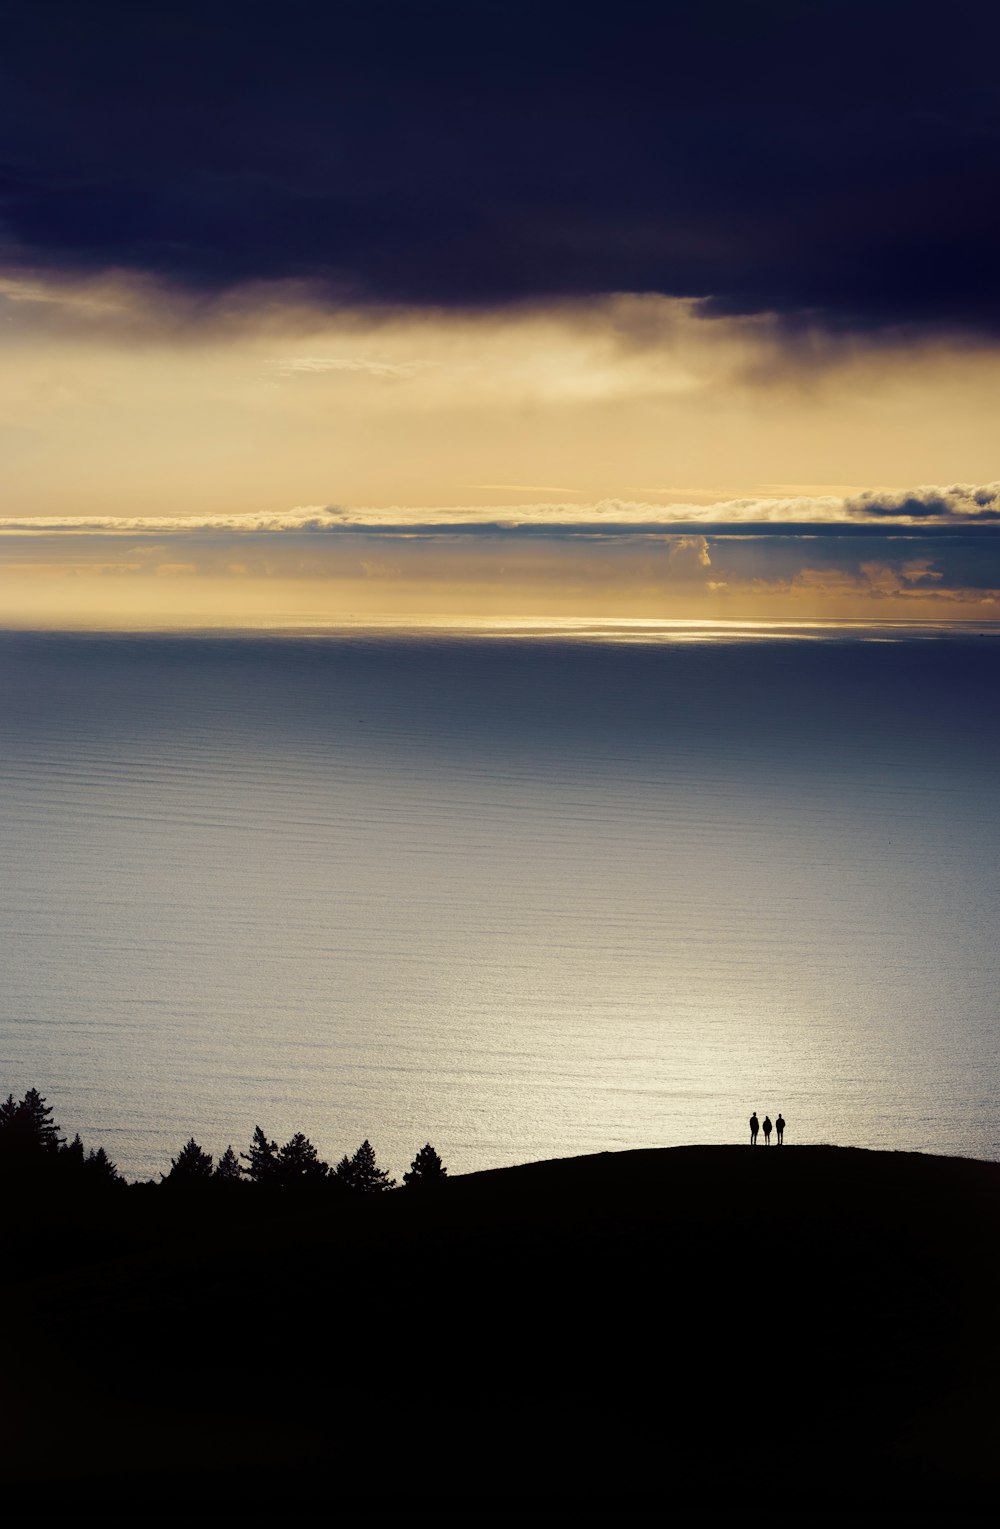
[
  {"left": 2, "top": 483, "right": 998, "bottom": 538},
  {"left": 2, "top": 485, "right": 999, "bottom": 630}
]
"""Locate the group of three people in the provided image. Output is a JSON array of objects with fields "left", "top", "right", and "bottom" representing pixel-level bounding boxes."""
[{"left": 749, "top": 1111, "right": 784, "bottom": 1145}]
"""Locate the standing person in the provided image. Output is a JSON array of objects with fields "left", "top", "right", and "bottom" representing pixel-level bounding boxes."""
[
  {"left": 762, "top": 1115, "right": 772, "bottom": 1145},
  {"left": 749, "top": 1112, "right": 759, "bottom": 1145},
  {"left": 776, "top": 1113, "right": 785, "bottom": 1145}
]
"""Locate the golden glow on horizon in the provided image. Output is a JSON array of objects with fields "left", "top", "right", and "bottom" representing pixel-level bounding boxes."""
[
  {"left": 2, "top": 275, "right": 1000, "bottom": 627},
  {"left": 2, "top": 278, "right": 1000, "bottom": 522},
  {"left": 0, "top": 567, "right": 997, "bottom": 631}
]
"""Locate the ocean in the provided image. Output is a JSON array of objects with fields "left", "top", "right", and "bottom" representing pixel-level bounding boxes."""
[{"left": 1, "top": 623, "right": 997, "bottom": 1180}]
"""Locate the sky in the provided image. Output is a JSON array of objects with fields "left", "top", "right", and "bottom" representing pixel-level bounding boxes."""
[{"left": 2, "top": 0, "right": 999, "bottom": 626}]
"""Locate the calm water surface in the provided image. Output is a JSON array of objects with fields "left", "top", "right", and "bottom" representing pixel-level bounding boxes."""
[{"left": 1, "top": 627, "right": 997, "bottom": 1179}]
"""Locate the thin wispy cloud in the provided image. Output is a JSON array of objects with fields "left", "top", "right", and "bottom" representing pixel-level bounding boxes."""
[
  {"left": 468, "top": 485, "right": 584, "bottom": 495},
  {"left": 267, "top": 357, "right": 437, "bottom": 379}
]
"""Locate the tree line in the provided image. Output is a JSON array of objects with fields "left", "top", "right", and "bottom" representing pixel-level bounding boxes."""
[{"left": 0, "top": 1086, "right": 447, "bottom": 1192}]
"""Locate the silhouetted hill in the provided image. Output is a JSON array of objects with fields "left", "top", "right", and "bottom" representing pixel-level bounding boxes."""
[{"left": 5, "top": 1146, "right": 1000, "bottom": 1523}]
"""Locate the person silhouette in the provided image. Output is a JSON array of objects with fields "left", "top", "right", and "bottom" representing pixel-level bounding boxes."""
[
  {"left": 749, "top": 1112, "right": 759, "bottom": 1146},
  {"left": 762, "top": 1115, "right": 772, "bottom": 1145},
  {"left": 775, "top": 1113, "right": 785, "bottom": 1145}
]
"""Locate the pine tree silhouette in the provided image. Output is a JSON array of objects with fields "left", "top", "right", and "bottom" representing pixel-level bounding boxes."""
[
  {"left": 20, "top": 1088, "right": 62, "bottom": 1151},
  {"left": 275, "top": 1132, "right": 329, "bottom": 1186},
  {"left": 334, "top": 1139, "right": 396, "bottom": 1194},
  {"left": 403, "top": 1143, "right": 447, "bottom": 1187},
  {"left": 84, "top": 1145, "right": 122, "bottom": 1184},
  {"left": 165, "top": 1137, "right": 214, "bottom": 1182},
  {"left": 0, "top": 1088, "right": 64, "bottom": 1158},
  {"left": 240, "top": 1125, "right": 279, "bottom": 1184},
  {"left": 214, "top": 1144, "right": 242, "bottom": 1182}
]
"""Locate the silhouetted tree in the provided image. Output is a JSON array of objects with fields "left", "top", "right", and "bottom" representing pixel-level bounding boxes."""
[
  {"left": 23, "top": 1088, "right": 62, "bottom": 1151},
  {"left": 214, "top": 1144, "right": 242, "bottom": 1182},
  {"left": 84, "top": 1145, "right": 123, "bottom": 1185},
  {"left": 334, "top": 1139, "right": 396, "bottom": 1194},
  {"left": 403, "top": 1143, "right": 447, "bottom": 1188},
  {"left": 165, "top": 1137, "right": 214, "bottom": 1183},
  {"left": 0, "top": 1087, "right": 63, "bottom": 1158},
  {"left": 275, "top": 1132, "right": 329, "bottom": 1186},
  {"left": 52, "top": 1130, "right": 121, "bottom": 1184},
  {"left": 240, "top": 1125, "right": 279, "bottom": 1184}
]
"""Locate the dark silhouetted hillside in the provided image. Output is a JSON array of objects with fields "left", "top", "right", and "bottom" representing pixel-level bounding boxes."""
[{"left": 4, "top": 1146, "right": 1000, "bottom": 1523}]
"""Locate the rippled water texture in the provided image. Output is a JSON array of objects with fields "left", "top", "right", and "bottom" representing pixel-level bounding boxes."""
[{"left": 1, "top": 627, "right": 997, "bottom": 1179}]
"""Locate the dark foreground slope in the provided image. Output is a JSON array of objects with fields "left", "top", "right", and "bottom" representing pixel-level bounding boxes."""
[{"left": 5, "top": 1146, "right": 1000, "bottom": 1522}]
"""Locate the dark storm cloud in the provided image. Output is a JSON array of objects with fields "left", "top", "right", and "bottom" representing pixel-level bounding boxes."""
[{"left": 3, "top": 1, "right": 1000, "bottom": 334}]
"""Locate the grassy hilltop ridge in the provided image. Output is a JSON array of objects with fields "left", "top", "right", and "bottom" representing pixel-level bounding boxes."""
[{"left": 6, "top": 1145, "right": 1000, "bottom": 1521}]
